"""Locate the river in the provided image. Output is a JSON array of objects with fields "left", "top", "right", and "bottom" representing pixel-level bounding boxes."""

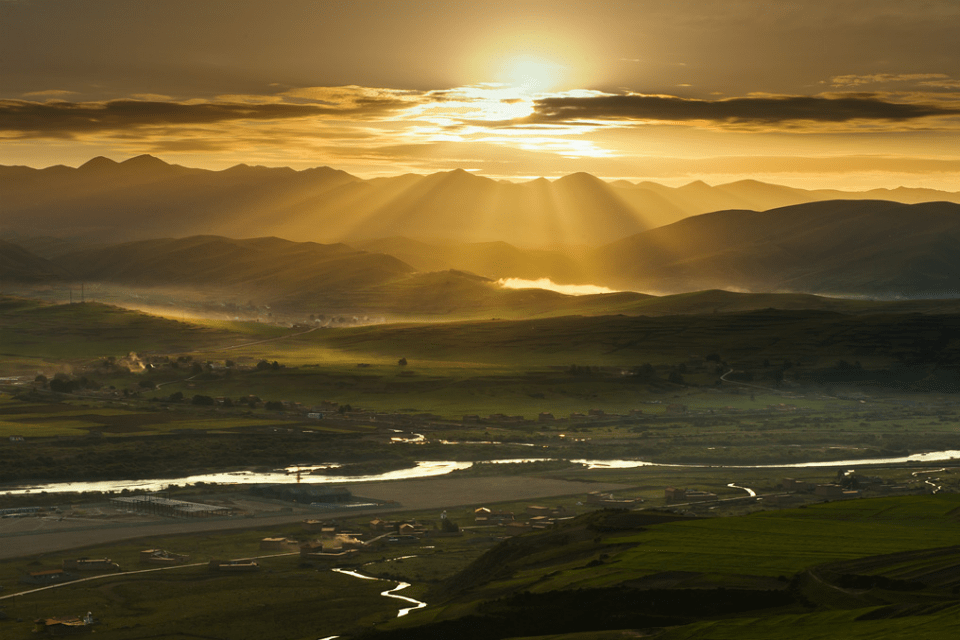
[
  {"left": 4, "top": 450, "right": 959, "bottom": 496},
  {"left": 331, "top": 568, "right": 427, "bottom": 617}
]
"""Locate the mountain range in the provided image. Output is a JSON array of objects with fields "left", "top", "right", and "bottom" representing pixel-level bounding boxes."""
[
  {"left": 4, "top": 199, "right": 960, "bottom": 319},
  {"left": 3, "top": 155, "right": 959, "bottom": 248},
  {"left": 4, "top": 156, "right": 960, "bottom": 314}
]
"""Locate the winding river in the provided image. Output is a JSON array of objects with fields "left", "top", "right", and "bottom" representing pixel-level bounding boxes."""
[
  {"left": 4, "top": 450, "right": 959, "bottom": 496},
  {"left": 331, "top": 568, "right": 427, "bottom": 617}
]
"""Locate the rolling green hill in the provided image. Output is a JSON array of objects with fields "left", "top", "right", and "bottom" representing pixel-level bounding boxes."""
[{"left": 363, "top": 496, "right": 960, "bottom": 640}]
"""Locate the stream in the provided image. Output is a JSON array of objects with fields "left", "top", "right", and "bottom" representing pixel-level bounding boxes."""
[
  {"left": 726, "top": 482, "right": 757, "bottom": 497},
  {"left": 331, "top": 568, "right": 427, "bottom": 617}
]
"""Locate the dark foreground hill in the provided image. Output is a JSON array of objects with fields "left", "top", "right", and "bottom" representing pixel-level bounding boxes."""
[
  {"left": 593, "top": 200, "right": 960, "bottom": 297},
  {"left": 358, "top": 498, "right": 960, "bottom": 640}
]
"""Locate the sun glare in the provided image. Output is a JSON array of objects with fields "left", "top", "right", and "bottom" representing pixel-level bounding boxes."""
[{"left": 496, "top": 55, "right": 568, "bottom": 93}]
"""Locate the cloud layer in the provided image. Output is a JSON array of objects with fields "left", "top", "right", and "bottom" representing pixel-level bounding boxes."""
[{"left": 530, "top": 94, "right": 960, "bottom": 126}]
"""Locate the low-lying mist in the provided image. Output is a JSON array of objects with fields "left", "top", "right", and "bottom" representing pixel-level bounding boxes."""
[{"left": 497, "top": 277, "right": 619, "bottom": 296}]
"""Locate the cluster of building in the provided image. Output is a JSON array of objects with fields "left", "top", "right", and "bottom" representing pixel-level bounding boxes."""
[
  {"left": 110, "top": 494, "right": 234, "bottom": 518},
  {"left": 20, "top": 557, "right": 120, "bottom": 585}
]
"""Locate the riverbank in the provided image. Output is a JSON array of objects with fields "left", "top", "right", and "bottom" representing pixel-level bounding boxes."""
[{"left": 0, "top": 475, "right": 627, "bottom": 560}]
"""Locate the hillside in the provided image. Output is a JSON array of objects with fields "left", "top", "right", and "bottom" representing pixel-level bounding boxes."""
[
  {"left": 0, "top": 239, "right": 69, "bottom": 281},
  {"left": 593, "top": 200, "right": 960, "bottom": 296},
  {"left": 361, "top": 497, "right": 960, "bottom": 640},
  {"left": 11, "top": 231, "right": 960, "bottom": 320},
  {"left": 52, "top": 235, "right": 414, "bottom": 294},
  {"left": 3, "top": 155, "right": 959, "bottom": 248}
]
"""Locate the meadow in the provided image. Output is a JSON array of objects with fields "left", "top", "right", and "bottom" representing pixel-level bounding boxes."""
[{"left": 5, "top": 493, "right": 960, "bottom": 639}]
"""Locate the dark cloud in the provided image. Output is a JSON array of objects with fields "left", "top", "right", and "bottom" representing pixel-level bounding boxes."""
[
  {"left": 530, "top": 94, "right": 960, "bottom": 125},
  {"left": 0, "top": 98, "right": 408, "bottom": 138}
]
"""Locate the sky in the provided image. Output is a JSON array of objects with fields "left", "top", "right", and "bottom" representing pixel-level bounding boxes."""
[{"left": 2, "top": 0, "right": 960, "bottom": 189}]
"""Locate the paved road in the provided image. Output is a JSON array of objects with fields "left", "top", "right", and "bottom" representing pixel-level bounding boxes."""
[
  {"left": 0, "top": 476, "right": 627, "bottom": 560},
  {"left": 0, "top": 552, "right": 300, "bottom": 601}
]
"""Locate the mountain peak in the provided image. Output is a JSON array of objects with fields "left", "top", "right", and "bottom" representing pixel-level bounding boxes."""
[
  {"left": 555, "top": 172, "right": 605, "bottom": 186},
  {"left": 120, "top": 154, "right": 169, "bottom": 169},
  {"left": 78, "top": 156, "right": 118, "bottom": 171}
]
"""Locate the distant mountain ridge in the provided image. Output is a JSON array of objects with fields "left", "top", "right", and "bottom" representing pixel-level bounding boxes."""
[{"left": 2, "top": 155, "right": 959, "bottom": 248}]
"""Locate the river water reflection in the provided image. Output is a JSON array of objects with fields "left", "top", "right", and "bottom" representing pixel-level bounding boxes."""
[{"left": 4, "top": 450, "right": 959, "bottom": 496}]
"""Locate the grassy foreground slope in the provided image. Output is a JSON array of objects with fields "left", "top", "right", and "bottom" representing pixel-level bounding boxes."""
[{"left": 367, "top": 495, "right": 960, "bottom": 640}]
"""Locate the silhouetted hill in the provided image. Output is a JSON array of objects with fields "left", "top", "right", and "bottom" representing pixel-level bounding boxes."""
[
  {"left": 3, "top": 156, "right": 958, "bottom": 248},
  {"left": 350, "top": 237, "right": 583, "bottom": 282},
  {"left": 594, "top": 200, "right": 960, "bottom": 296},
  {"left": 38, "top": 235, "right": 648, "bottom": 318},
  {"left": 0, "top": 240, "right": 69, "bottom": 282},
  {"left": 52, "top": 235, "right": 415, "bottom": 300}
]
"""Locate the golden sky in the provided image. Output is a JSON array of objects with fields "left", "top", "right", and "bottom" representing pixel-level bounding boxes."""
[{"left": 2, "top": 0, "right": 960, "bottom": 189}]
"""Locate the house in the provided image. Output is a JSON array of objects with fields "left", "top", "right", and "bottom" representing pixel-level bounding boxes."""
[
  {"left": 587, "top": 492, "right": 641, "bottom": 507},
  {"left": 259, "top": 537, "right": 297, "bottom": 551},
  {"left": 814, "top": 484, "right": 844, "bottom": 498},
  {"left": 140, "top": 549, "right": 188, "bottom": 565},
  {"left": 530, "top": 516, "right": 556, "bottom": 529},
  {"left": 474, "top": 507, "right": 514, "bottom": 525},
  {"left": 208, "top": 559, "right": 259, "bottom": 572},
  {"left": 62, "top": 558, "right": 119, "bottom": 572},
  {"left": 504, "top": 521, "right": 532, "bottom": 536},
  {"left": 300, "top": 543, "right": 359, "bottom": 564},
  {"left": 21, "top": 569, "right": 76, "bottom": 585},
  {"left": 299, "top": 541, "right": 324, "bottom": 557},
  {"left": 781, "top": 478, "right": 812, "bottom": 492},
  {"left": 538, "top": 412, "right": 555, "bottom": 422},
  {"left": 370, "top": 517, "right": 401, "bottom": 531},
  {"left": 34, "top": 612, "right": 95, "bottom": 635},
  {"left": 664, "top": 487, "right": 687, "bottom": 503}
]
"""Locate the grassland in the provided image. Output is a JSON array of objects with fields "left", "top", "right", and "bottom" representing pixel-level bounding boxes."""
[
  {"left": 6, "top": 493, "right": 960, "bottom": 639},
  {"left": 4, "top": 293, "right": 960, "bottom": 637}
]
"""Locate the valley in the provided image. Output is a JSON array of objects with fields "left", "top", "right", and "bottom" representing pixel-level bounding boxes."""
[{"left": 3, "top": 162, "right": 960, "bottom": 640}]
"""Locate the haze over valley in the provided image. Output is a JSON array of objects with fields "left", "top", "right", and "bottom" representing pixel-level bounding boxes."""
[{"left": 3, "top": 2, "right": 960, "bottom": 639}]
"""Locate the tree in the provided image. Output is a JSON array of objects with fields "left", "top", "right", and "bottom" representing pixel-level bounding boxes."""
[
  {"left": 441, "top": 517, "right": 460, "bottom": 533},
  {"left": 398, "top": 357, "right": 408, "bottom": 366},
  {"left": 49, "top": 375, "right": 78, "bottom": 393}
]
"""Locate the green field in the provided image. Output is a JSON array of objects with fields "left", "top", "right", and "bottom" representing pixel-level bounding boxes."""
[{"left": 6, "top": 494, "right": 960, "bottom": 639}]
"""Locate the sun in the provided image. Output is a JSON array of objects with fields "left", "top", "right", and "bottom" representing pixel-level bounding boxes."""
[{"left": 496, "top": 55, "right": 568, "bottom": 93}]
